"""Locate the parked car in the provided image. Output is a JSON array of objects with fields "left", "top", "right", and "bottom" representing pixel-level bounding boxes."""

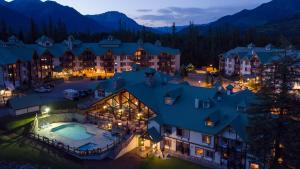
[
  {"left": 63, "top": 89, "right": 79, "bottom": 101},
  {"left": 34, "top": 86, "right": 52, "bottom": 93},
  {"left": 79, "top": 90, "right": 88, "bottom": 97}
]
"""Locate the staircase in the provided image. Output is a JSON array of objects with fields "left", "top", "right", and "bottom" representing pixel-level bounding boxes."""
[{"left": 108, "top": 134, "right": 137, "bottom": 159}]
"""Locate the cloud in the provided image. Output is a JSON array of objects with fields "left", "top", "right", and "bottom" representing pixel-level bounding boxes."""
[
  {"left": 137, "top": 9, "right": 153, "bottom": 13},
  {"left": 136, "top": 6, "right": 246, "bottom": 26}
]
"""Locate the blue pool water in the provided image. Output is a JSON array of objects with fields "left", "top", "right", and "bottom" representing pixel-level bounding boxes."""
[
  {"left": 78, "top": 143, "right": 98, "bottom": 151},
  {"left": 51, "top": 123, "right": 94, "bottom": 140}
]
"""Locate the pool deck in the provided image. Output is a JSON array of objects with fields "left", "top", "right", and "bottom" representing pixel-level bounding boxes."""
[{"left": 36, "top": 122, "right": 117, "bottom": 150}]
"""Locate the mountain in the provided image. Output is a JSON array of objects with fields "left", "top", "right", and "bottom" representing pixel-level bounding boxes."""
[
  {"left": 154, "top": 25, "right": 187, "bottom": 34},
  {"left": 258, "top": 12, "right": 300, "bottom": 36},
  {"left": 0, "top": 3, "right": 30, "bottom": 32},
  {"left": 181, "top": 0, "right": 300, "bottom": 34},
  {"left": 2, "top": 0, "right": 107, "bottom": 33},
  {"left": 87, "top": 11, "right": 142, "bottom": 31}
]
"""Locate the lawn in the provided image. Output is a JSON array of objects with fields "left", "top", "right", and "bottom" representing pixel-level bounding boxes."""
[{"left": 139, "top": 156, "right": 210, "bottom": 169}]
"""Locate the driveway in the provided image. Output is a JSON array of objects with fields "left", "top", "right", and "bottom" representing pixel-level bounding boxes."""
[{"left": 27, "top": 79, "right": 101, "bottom": 102}]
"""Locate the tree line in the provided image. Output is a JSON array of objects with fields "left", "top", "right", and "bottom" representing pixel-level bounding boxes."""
[{"left": 0, "top": 20, "right": 299, "bottom": 68}]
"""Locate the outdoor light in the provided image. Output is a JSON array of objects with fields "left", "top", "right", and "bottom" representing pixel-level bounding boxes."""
[
  {"left": 198, "top": 80, "right": 201, "bottom": 84},
  {"left": 103, "top": 105, "right": 107, "bottom": 109},
  {"left": 118, "top": 122, "right": 122, "bottom": 126},
  {"left": 0, "top": 90, "right": 5, "bottom": 95},
  {"left": 45, "top": 107, "right": 50, "bottom": 113}
]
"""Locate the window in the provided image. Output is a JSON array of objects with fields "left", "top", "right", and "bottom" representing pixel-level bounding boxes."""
[
  {"left": 163, "top": 138, "right": 172, "bottom": 148},
  {"left": 202, "top": 135, "right": 211, "bottom": 144},
  {"left": 176, "top": 128, "right": 183, "bottom": 137},
  {"left": 250, "top": 162, "right": 260, "bottom": 169},
  {"left": 203, "top": 100, "right": 210, "bottom": 108},
  {"left": 164, "top": 97, "right": 174, "bottom": 105},
  {"left": 205, "top": 119, "right": 214, "bottom": 127},
  {"left": 195, "top": 147, "right": 204, "bottom": 156},
  {"left": 205, "top": 150, "right": 214, "bottom": 159},
  {"left": 164, "top": 125, "right": 172, "bottom": 135}
]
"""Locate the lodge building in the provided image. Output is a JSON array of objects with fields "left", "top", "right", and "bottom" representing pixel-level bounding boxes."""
[
  {"left": 219, "top": 43, "right": 300, "bottom": 78},
  {"left": 0, "top": 35, "right": 180, "bottom": 89},
  {"left": 87, "top": 68, "right": 260, "bottom": 169}
]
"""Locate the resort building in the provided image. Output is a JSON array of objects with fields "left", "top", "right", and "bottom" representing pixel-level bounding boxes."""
[
  {"left": 86, "top": 68, "right": 259, "bottom": 169},
  {"left": 0, "top": 35, "right": 180, "bottom": 90},
  {"left": 218, "top": 43, "right": 297, "bottom": 78}
]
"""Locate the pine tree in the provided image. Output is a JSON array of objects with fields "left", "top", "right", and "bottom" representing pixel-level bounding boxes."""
[
  {"left": 247, "top": 52, "right": 300, "bottom": 169},
  {"left": 29, "top": 18, "right": 38, "bottom": 43}
]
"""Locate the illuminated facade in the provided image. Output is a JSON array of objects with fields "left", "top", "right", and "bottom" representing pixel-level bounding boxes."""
[
  {"left": 88, "top": 69, "right": 260, "bottom": 169},
  {"left": 0, "top": 35, "right": 180, "bottom": 89}
]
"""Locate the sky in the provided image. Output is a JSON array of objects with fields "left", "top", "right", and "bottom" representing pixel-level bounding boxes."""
[{"left": 8, "top": 0, "right": 271, "bottom": 27}]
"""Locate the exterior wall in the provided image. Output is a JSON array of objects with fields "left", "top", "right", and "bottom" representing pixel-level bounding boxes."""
[
  {"left": 1, "top": 50, "right": 180, "bottom": 89},
  {"left": 174, "top": 54, "right": 181, "bottom": 72},
  {"left": 225, "top": 58, "right": 235, "bottom": 75},
  {"left": 0, "top": 66, "right": 3, "bottom": 87},
  {"left": 115, "top": 135, "right": 139, "bottom": 159},
  {"left": 52, "top": 57, "right": 60, "bottom": 67},
  {"left": 240, "top": 59, "right": 251, "bottom": 75}
]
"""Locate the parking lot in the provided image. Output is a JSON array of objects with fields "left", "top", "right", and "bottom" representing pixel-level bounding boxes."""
[
  {"left": 31, "top": 79, "right": 100, "bottom": 101},
  {"left": 0, "top": 79, "right": 101, "bottom": 117}
]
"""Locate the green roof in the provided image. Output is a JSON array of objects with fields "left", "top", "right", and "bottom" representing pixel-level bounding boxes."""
[
  {"left": 8, "top": 95, "right": 49, "bottom": 110},
  {"left": 222, "top": 45, "right": 295, "bottom": 64},
  {"left": 0, "top": 36, "right": 180, "bottom": 65},
  {"left": 95, "top": 70, "right": 257, "bottom": 140},
  {"left": 147, "top": 127, "right": 162, "bottom": 143}
]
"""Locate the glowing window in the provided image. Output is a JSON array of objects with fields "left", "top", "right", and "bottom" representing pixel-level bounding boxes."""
[
  {"left": 202, "top": 135, "right": 211, "bottom": 144},
  {"left": 250, "top": 163, "right": 260, "bottom": 169},
  {"left": 195, "top": 147, "right": 204, "bottom": 156}
]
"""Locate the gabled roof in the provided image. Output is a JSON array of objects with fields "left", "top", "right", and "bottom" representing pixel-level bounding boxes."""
[
  {"left": 221, "top": 44, "right": 296, "bottom": 64},
  {"left": 0, "top": 37, "right": 180, "bottom": 65},
  {"left": 94, "top": 70, "right": 257, "bottom": 139}
]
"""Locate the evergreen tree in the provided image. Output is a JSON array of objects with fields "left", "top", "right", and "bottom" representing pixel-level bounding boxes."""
[
  {"left": 18, "top": 30, "right": 24, "bottom": 42},
  {"left": 247, "top": 53, "right": 300, "bottom": 169},
  {"left": 29, "top": 18, "right": 38, "bottom": 43}
]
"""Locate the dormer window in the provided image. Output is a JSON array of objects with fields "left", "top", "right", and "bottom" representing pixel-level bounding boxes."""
[
  {"left": 203, "top": 100, "right": 210, "bottom": 108},
  {"left": 164, "top": 87, "right": 182, "bottom": 105},
  {"left": 205, "top": 119, "right": 214, "bottom": 127},
  {"left": 164, "top": 97, "right": 174, "bottom": 105}
]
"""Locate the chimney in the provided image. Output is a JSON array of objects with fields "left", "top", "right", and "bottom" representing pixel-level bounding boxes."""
[
  {"left": 195, "top": 98, "right": 199, "bottom": 109},
  {"left": 145, "top": 68, "right": 156, "bottom": 87}
]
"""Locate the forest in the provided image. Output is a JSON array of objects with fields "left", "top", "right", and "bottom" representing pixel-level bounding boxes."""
[{"left": 0, "top": 19, "right": 299, "bottom": 68}]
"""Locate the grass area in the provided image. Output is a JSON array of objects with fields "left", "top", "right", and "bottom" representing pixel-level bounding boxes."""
[
  {"left": 140, "top": 156, "right": 210, "bottom": 169},
  {"left": 0, "top": 115, "right": 35, "bottom": 131}
]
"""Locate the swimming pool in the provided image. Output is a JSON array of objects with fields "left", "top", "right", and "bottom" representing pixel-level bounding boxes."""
[
  {"left": 51, "top": 123, "right": 94, "bottom": 140},
  {"left": 78, "top": 143, "right": 98, "bottom": 151}
]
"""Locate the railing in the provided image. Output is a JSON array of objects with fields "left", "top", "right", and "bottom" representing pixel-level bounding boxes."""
[
  {"left": 110, "top": 133, "right": 135, "bottom": 159},
  {"left": 28, "top": 132, "right": 122, "bottom": 158}
]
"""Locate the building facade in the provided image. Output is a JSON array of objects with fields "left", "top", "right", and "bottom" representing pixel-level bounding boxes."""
[
  {"left": 87, "top": 68, "right": 260, "bottom": 169},
  {"left": 0, "top": 35, "right": 180, "bottom": 89},
  {"left": 219, "top": 43, "right": 294, "bottom": 78}
]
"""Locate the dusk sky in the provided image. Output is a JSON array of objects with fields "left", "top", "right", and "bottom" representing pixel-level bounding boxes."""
[{"left": 8, "top": 0, "right": 271, "bottom": 27}]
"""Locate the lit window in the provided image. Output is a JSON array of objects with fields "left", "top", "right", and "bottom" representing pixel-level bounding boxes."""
[
  {"left": 202, "top": 135, "right": 211, "bottom": 144},
  {"left": 195, "top": 147, "right": 204, "bottom": 156},
  {"left": 205, "top": 119, "right": 214, "bottom": 127},
  {"left": 250, "top": 162, "right": 260, "bottom": 169}
]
